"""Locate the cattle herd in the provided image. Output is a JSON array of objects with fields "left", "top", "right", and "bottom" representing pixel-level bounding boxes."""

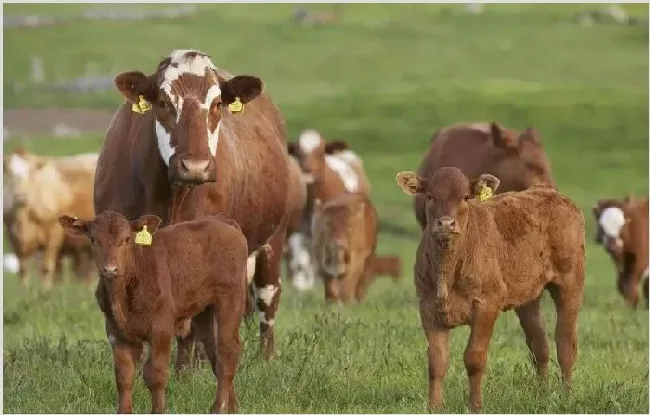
[{"left": 2, "top": 49, "right": 648, "bottom": 413}]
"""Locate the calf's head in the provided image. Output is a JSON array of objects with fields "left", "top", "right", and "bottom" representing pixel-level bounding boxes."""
[
  {"left": 592, "top": 198, "right": 631, "bottom": 259},
  {"left": 312, "top": 198, "right": 362, "bottom": 278},
  {"left": 114, "top": 49, "right": 263, "bottom": 186},
  {"left": 58, "top": 211, "right": 162, "bottom": 279},
  {"left": 397, "top": 167, "right": 500, "bottom": 242},
  {"left": 288, "top": 130, "right": 352, "bottom": 184},
  {"left": 489, "top": 122, "right": 554, "bottom": 191}
]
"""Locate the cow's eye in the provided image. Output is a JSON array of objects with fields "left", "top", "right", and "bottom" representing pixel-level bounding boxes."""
[
  {"left": 210, "top": 100, "right": 222, "bottom": 112},
  {"left": 426, "top": 194, "right": 433, "bottom": 201},
  {"left": 158, "top": 100, "right": 166, "bottom": 109},
  {"left": 464, "top": 194, "right": 471, "bottom": 201}
]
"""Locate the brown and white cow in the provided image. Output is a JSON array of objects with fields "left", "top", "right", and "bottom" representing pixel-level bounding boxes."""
[
  {"left": 94, "top": 49, "right": 290, "bottom": 363},
  {"left": 413, "top": 121, "right": 555, "bottom": 230},
  {"left": 593, "top": 196, "right": 649, "bottom": 308}
]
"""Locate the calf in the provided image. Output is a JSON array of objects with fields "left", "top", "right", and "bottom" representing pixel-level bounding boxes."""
[
  {"left": 592, "top": 196, "right": 649, "bottom": 307},
  {"left": 311, "top": 194, "right": 378, "bottom": 303},
  {"left": 396, "top": 167, "right": 585, "bottom": 411},
  {"left": 58, "top": 211, "right": 248, "bottom": 414}
]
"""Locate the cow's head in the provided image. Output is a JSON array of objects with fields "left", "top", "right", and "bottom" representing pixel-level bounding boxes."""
[
  {"left": 114, "top": 49, "right": 263, "bottom": 186},
  {"left": 592, "top": 198, "right": 630, "bottom": 260},
  {"left": 490, "top": 122, "right": 554, "bottom": 191},
  {"left": 288, "top": 130, "right": 327, "bottom": 184},
  {"left": 3, "top": 149, "right": 48, "bottom": 207},
  {"left": 397, "top": 167, "right": 500, "bottom": 243},
  {"left": 59, "top": 211, "right": 162, "bottom": 279}
]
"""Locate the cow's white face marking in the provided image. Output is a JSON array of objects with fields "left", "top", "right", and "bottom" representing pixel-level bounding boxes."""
[
  {"left": 155, "top": 49, "right": 222, "bottom": 166},
  {"left": 325, "top": 154, "right": 359, "bottom": 192},
  {"left": 257, "top": 284, "right": 278, "bottom": 307},
  {"left": 7, "top": 154, "right": 30, "bottom": 180},
  {"left": 599, "top": 207, "right": 625, "bottom": 239},
  {"left": 336, "top": 149, "right": 361, "bottom": 165},
  {"left": 298, "top": 130, "right": 322, "bottom": 154}
]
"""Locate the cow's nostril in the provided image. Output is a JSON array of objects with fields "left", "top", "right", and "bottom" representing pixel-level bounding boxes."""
[{"left": 181, "top": 159, "right": 210, "bottom": 173}]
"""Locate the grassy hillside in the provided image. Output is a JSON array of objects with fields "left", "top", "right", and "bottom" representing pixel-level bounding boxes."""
[{"left": 3, "top": 4, "right": 649, "bottom": 414}]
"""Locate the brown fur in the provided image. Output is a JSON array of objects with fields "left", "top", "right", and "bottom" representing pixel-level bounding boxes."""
[
  {"left": 3, "top": 149, "right": 96, "bottom": 289},
  {"left": 396, "top": 166, "right": 585, "bottom": 411},
  {"left": 311, "top": 193, "right": 378, "bottom": 303},
  {"left": 59, "top": 210, "right": 248, "bottom": 414},
  {"left": 413, "top": 122, "right": 555, "bottom": 230},
  {"left": 94, "top": 50, "right": 290, "bottom": 363},
  {"left": 367, "top": 255, "right": 403, "bottom": 282},
  {"left": 616, "top": 198, "right": 649, "bottom": 308}
]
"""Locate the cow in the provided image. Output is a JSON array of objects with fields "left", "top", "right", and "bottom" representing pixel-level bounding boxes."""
[
  {"left": 593, "top": 196, "right": 649, "bottom": 308},
  {"left": 396, "top": 167, "right": 585, "bottom": 411},
  {"left": 93, "top": 49, "right": 290, "bottom": 364},
  {"left": 367, "top": 255, "right": 402, "bottom": 282},
  {"left": 3, "top": 148, "right": 97, "bottom": 289},
  {"left": 58, "top": 210, "right": 248, "bottom": 414},
  {"left": 413, "top": 121, "right": 554, "bottom": 230},
  {"left": 311, "top": 193, "right": 379, "bottom": 303}
]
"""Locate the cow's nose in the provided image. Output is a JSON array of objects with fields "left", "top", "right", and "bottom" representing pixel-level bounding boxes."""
[
  {"left": 180, "top": 158, "right": 210, "bottom": 175},
  {"left": 103, "top": 265, "right": 118, "bottom": 276},
  {"left": 437, "top": 216, "right": 456, "bottom": 230}
]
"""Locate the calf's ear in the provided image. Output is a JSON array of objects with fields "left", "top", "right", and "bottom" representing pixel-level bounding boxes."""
[
  {"left": 470, "top": 174, "right": 501, "bottom": 198},
  {"left": 130, "top": 215, "right": 163, "bottom": 234},
  {"left": 490, "top": 122, "right": 518, "bottom": 152},
  {"left": 220, "top": 75, "right": 263, "bottom": 105},
  {"left": 114, "top": 71, "right": 157, "bottom": 104},
  {"left": 396, "top": 171, "right": 425, "bottom": 195},
  {"left": 58, "top": 215, "right": 89, "bottom": 236},
  {"left": 287, "top": 142, "right": 300, "bottom": 157}
]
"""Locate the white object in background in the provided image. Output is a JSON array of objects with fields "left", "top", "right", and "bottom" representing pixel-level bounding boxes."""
[{"left": 4, "top": 253, "right": 20, "bottom": 274}]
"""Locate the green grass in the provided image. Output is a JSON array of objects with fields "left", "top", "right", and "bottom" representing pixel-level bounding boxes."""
[{"left": 3, "top": 4, "right": 649, "bottom": 414}]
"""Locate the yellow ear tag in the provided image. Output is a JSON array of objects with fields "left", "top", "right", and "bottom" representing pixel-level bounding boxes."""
[
  {"left": 131, "top": 95, "right": 152, "bottom": 114},
  {"left": 228, "top": 97, "right": 244, "bottom": 113},
  {"left": 134, "top": 225, "right": 153, "bottom": 246},
  {"left": 478, "top": 183, "right": 494, "bottom": 202}
]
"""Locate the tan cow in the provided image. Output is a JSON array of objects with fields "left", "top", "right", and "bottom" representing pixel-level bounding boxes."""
[
  {"left": 396, "top": 167, "right": 585, "bottom": 411},
  {"left": 311, "top": 193, "right": 378, "bottom": 303},
  {"left": 59, "top": 210, "right": 248, "bottom": 414},
  {"left": 413, "top": 122, "right": 555, "bottom": 230},
  {"left": 593, "top": 196, "right": 649, "bottom": 307},
  {"left": 3, "top": 149, "right": 96, "bottom": 289},
  {"left": 94, "top": 49, "right": 290, "bottom": 364}
]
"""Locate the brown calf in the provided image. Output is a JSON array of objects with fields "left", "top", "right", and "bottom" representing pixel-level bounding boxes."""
[
  {"left": 396, "top": 167, "right": 585, "bottom": 411},
  {"left": 413, "top": 122, "right": 554, "bottom": 230},
  {"left": 59, "top": 210, "right": 248, "bottom": 414},
  {"left": 311, "top": 194, "right": 378, "bottom": 303},
  {"left": 94, "top": 49, "right": 290, "bottom": 363}
]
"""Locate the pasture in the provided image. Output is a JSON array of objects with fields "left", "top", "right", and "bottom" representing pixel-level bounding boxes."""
[{"left": 3, "top": 3, "right": 649, "bottom": 413}]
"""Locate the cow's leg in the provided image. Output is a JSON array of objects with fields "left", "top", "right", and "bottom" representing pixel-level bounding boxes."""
[
  {"left": 54, "top": 254, "right": 65, "bottom": 284},
  {"left": 548, "top": 282, "right": 581, "bottom": 391},
  {"left": 106, "top": 319, "right": 143, "bottom": 414},
  {"left": 252, "top": 224, "right": 287, "bottom": 360},
  {"left": 323, "top": 276, "right": 340, "bottom": 303},
  {"left": 144, "top": 332, "right": 172, "bottom": 414},
  {"left": 464, "top": 308, "right": 499, "bottom": 412},
  {"left": 425, "top": 322, "right": 450, "bottom": 411},
  {"left": 41, "top": 234, "right": 64, "bottom": 291},
  {"left": 16, "top": 251, "right": 31, "bottom": 289},
  {"left": 355, "top": 256, "right": 376, "bottom": 303},
  {"left": 79, "top": 250, "right": 95, "bottom": 287},
  {"left": 515, "top": 296, "right": 549, "bottom": 378}
]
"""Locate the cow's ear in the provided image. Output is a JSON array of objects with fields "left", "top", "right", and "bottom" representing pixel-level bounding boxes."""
[
  {"left": 130, "top": 215, "right": 162, "bottom": 234},
  {"left": 287, "top": 142, "right": 300, "bottom": 157},
  {"left": 490, "top": 122, "right": 518, "bottom": 152},
  {"left": 396, "top": 171, "right": 426, "bottom": 195},
  {"left": 470, "top": 174, "right": 500, "bottom": 200},
  {"left": 220, "top": 75, "right": 263, "bottom": 105},
  {"left": 325, "top": 140, "right": 349, "bottom": 154},
  {"left": 114, "top": 71, "right": 157, "bottom": 104}
]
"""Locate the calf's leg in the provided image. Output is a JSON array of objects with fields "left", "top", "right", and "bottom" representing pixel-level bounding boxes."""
[
  {"left": 515, "top": 296, "right": 549, "bottom": 378},
  {"left": 143, "top": 333, "right": 173, "bottom": 414},
  {"left": 107, "top": 320, "right": 143, "bottom": 414},
  {"left": 464, "top": 308, "right": 499, "bottom": 412},
  {"left": 425, "top": 323, "right": 450, "bottom": 410},
  {"left": 252, "top": 225, "right": 287, "bottom": 360},
  {"left": 548, "top": 283, "right": 581, "bottom": 391}
]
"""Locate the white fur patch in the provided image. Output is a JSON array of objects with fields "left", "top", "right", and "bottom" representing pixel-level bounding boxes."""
[
  {"left": 337, "top": 149, "right": 361, "bottom": 165},
  {"left": 7, "top": 154, "right": 31, "bottom": 180},
  {"left": 155, "top": 121, "right": 176, "bottom": 166},
  {"left": 298, "top": 130, "right": 322, "bottom": 153},
  {"left": 257, "top": 284, "right": 278, "bottom": 307},
  {"left": 246, "top": 251, "right": 258, "bottom": 285},
  {"left": 258, "top": 311, "right": 274, "bottom": 326},
  {"left": 599, "top": 207, "right": 626, "bottom": 238},
  {"left": 3, "top": 253, "right": 19, "bottom": 274},
  {"left": 287, "top": 232, "right": 316, "bottom": 290},
  {"left": 107, "top": 334, "right": 117, "bottom": 346},
  {"left": 325, "top": 154, "right": 359, "bottom": 192}
]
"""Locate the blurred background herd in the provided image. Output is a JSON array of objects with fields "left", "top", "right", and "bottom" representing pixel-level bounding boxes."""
[{"left": 2, "top": 3, "right": 649, "bottom": 413}]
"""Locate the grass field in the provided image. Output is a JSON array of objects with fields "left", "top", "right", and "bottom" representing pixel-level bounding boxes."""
[{"left": 3, "top": 3, "right": 649, "bottom": 413}]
